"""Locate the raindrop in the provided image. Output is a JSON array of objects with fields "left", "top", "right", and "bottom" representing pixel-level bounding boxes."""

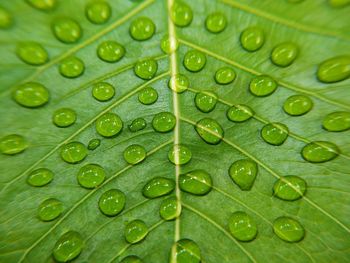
[
  {"left": 142, "top": 177, "right": 175, "bottom": 199},
  {"left": 179, "top": 170, "right": 212, "bottom": 195},
  {"left": 98, "top": 189, "right": 126, "bottom": 216}
]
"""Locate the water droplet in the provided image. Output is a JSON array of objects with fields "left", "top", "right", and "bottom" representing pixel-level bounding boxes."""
[
  {"left": 240, "top": 27, "right": 264, "bottom": 52},
  {"left": 0, "top": 134, "right": 27, "bottom": 155},
  {"left": 228, "top": 211, "right": 258, "bottom": 242},
  {"left": 120, "top": 255, "right": 143, "bottom": 263},
  {"left": 317, "top": 55, "right": 350, "bottom": 83},
  {"left": 205, "top": 12, "right": 227, "bottom": 33},
  {"left": 59, "top": 56, "right": 85, "bottom": 78},
  {"left": 138, "top": 86, "right": 158, "bottom": 105},
  {"left": 179, "top": 170, "right": 212, "bottom": 195},
  {"left": 13, "top": 82, "right": 49, "bottom": 108},
  {"left": 249, "top": 75, "right": 277, "bottom": 97},
  {"left": 273, "top": 175, "right": 306, "bottom": 201},
  {"left": 271, "top": 42, "right": 298, "bottom": 67},
  {"left": 77, "top": 164, "right": 105, "bottom": 188},
  {"left": 160, "top": 34, "right": 178, "bottom": 54},
  {"left": 142, "top": 177, "right": 175, "bottom": 199},
  {"left": 16, "top": 42, "right": 48, "bottom": 65},
  {"left": 97, "top": 41, "right": 125, "bottom": 63},
  {"left": 134, "top": 58, "right": 158, "bottom": 80},
  {"left": 95, "top": 112, "right": 123, "bottom": 137},
  {"left": 261, "top": 122, "right": 289, "bottom": 146},
  {"left": 51, "top": 17, "right": 82, "bottom": 44},
  {"left": 85, "top": 1, "right": 111, "bottom": 24},
  {"left": 92, "top": 82, "right": 115, "bottom": 102},
  {"left": 60, "top": 142, "right": 87, "bottom": 164},
  {"left": 283, "top": 95, "right": 313, "bottom": 116},
  {"left": 168, "top": 144, "right": 192, "bottom": 165},
  {"left": 87, "top": 138, "right": 100, "bottom": 151},
  {"left": 98, "top": 189, "right": 126, "bottom": 216},
  {"left": 26, "top": 0, "right": 56, "bottom": 11},
  {"left": 168, "top": 74, "right": 189, "bottom": 93},
  {"left": 323, "top": 111, "right": 350, "bottom": 132},
  {"left": 229, "top": 159, "right": 258, "bottom": 191},
  {"left": 171, "top": 239, "right": 201, "bottom": 263},
  {"left": 52, "top": 108, "right": 76, "bottom": 128},
  {"left": 183, "top": 50, "right": 206, "bottom": 72},
  {"left": 227, "top": 104, "right": 254, "bottom": 123},
  {"left": 195, "top": 118, "right": 224, "bottom": 145},
  {"left": 194, "top": 91, "right": 217, "bottom": 113},
  {"left": 38, "top": 198, "right": 63, "bottom": 221},
  {"left": 152, "top": 112, "right": 176, "bottom": 133},
  {"left": 128, "top": 118, "right": 147, "bottom": 132},
  {"left": 53, "top": 231, "right": 83, "bottom": 262},
  {"left": 129, "top": 17, "right": 155, "bottom": 41},
  {"left": 170, "top": 2, "right": 193, "bottom": 27},
  {"left": 123, "top": 144, "right": 146, "bottom": 165},
  {"left": 0, "top": 6, "right": 12, "bottom": 29},
  {"left": 159, "top": 196, "right": 181, "bottom": 220},
  {"left": 301, "top": 141, "right": 339, "bottom": 163},
  {"left": 273, "top": 217, "right": 304, "bottom": 242},
  {"left": 27, "top": 168, "right": 54, "bottom": 187},
  {"left": 215, "top": 67, "right": 236, "bottom": 85},
  {"left": 124, "top": 219, "right": 148, "bottom": 244}
]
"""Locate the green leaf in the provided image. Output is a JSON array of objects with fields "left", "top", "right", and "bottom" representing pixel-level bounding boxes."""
[{"left": 1, "top": 0, "right": 350, "bottom": 262}]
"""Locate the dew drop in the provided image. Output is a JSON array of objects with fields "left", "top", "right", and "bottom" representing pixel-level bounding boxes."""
[
  {"left": 194, "top": 91, "right": 217, "bottom": 113},
  {"left": 261, "top": 122, "right": 289, "bottom": 146},
  {"left": 228, "top": 211, "right": 258, "bottom": 242},
  {"left": 98, "top": 189, "right": 126, "bottom": 216},
  {"left": 183, "top": 50, "right": 206, "bottom": 72},
  {"left": 95, "top": 112, "right": 123, "bottom": 137},
  {"left": 129, "top": 17, "right": 155, "bottom": 41},
  {"left": 229, "top": 159, "right": 258, "bottom": 191},
  {"left": 85, "top": 1, "right": 111, "bottom": 24},
  {"left": 128, "top": 118, "right": 147, "bottom": 132},
  {"left": 301, "top": 141, "right": 339, "bottom": 163},
  {"left": 92, "top": 82, "right": 115, "bottom": 102},
  {"left": 168, "top": 74, "right": 189, "bottom": 93},
  {"left": 38, "top": 198, "right": 63, "bottom": 221},
  {"left": 142, "top": 177, "right": 175, "bottom": 199},
  {"left": 168, "top": 144, "right": 192, "bottom": 165},
  {"left": 87, "top": 138, "right": 101, "bottom": 150},
  {"left": 124, "top": 219, "right": 148, "bottom": 244},
  {"left": 13, "top": 82, "right": 49, "bottom": 108},
  {"left": 0, "top": 6, "right": 13, "bottom": 29},
  {"left": 0, "top": 134, "right": 28, "bottom": 155},
  {"left": 97, "top": 41, "right": 125, "bottom": 63},
  {"left": 283, "top": 95, "right": 313, "bottom": 116},
  {"left": 249, "top": 75, "right": 277, "bottom": 97},
  {"left": 205, "top": 12, "right": 227, "bottom": 33},
  {"left": 16, "top": 42, "right": 48, "bottom": 66},
  {"left": 195, "top": 118, "right": 224, "bottom": 145},
  {"left": 317, "top": 55, "right": 350, "bottom": 83},
  {"left": 271, "top": 42, "right": 299, "bottom": 67},
  {"left": 53, "top": 231, "right": 83, "bottom": 262},
  {"left": 160, "top": 34, "right": 178, "bottom": 54},
  {"left": 152, "top": 112, "right": 176, "bottom": 133},
  {"left": 120, "top": 255, "right": 143, "bottom": 263},
  {"left": 240, "top": 27, "right": 264, "bottom": 52},
  {"left": 26, "top": 0, "right": 56, "bottom": 11},
  {"left": 27, "top": 168, "right": 54, "bottom": 187},
  {"left": 52, "top": 108, "right": 76, "bottom": 128},
  {"left": 171, "top": 239, "right": 201, "bottom": 263},
  {"left": 273, "top": 217, "right": 305, "bottom": 243},
  {"left": 77, "top": 164, "right": 105, "bottom": 189},
  {"left": 123, "top": 144, "right": 146, "bottom": 165},
  {"left": 60, "top": 141, "right": 87, "bottom": 164},
  {"left": 226, "top": 104, "right": 254, "bottom": 123},
  {"left": 170, "top": 2, "right": 193, "bottom": 27},
  {"left": 323, "top": 111, "right": 350, "bottom": 132},
  {"left": 159, "top": 196, "right": 181, "bottom": 221},
  {"left": 138, "top": 86, "right": 158, "bottom": 105},
  {"left": 273, "top": 175, "right": 306, "bottom": 201},
  {"left": 134, "top": 58, "right": 158, "bottom": 80},
  {"left": 215, "top": 67, "right": 236, "bottom": 85},
  {"left": 51, "top": 17, "right": 82, "bottom": 44},
  {"left": 59, "top": 56, "right": 84, "bottom": 78},
  {"left": 179, "top": 170, "right": 212, "bottom": 196}
]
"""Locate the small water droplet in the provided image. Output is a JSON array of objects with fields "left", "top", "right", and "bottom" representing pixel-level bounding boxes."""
[
  {"left": 52, "top": 108, "right": 76, "bottom": 128},
  {"left": 183, "top": 50, "right": 206, "bottom": 72},
  {"left": 317, "top": 55, "right": 350, "bottom": 83},
  {"left": 228, "top": 211, "right": 258, "bottom": 242},
  {"left": 195, "top": 118, "right": 224, "bottom": 145},
  {"left": 229, "top": 159, "right": 258, "bottom": 191},
  {"left": 124, "top": 219, "right": 148, "bottom": 244},
  {"left": 283, "top": 95, "right": 313, "bottom": 116},
  {"left": 160, "top": 34, "right": 178, "bottom": 54},
  {"left": 179, "top": 170, "right": 212, "bottom": 195},
  {"left": 226, "top": 104, "right": 254, "bottom": 123},
  {"left": 60, "top": 141, "right": 87, "bottom": 164},
  {"left": 240, "top": 27, "right": 264, "bottom": 52},
  {"left": 205, "top": 12, "right": 227, "bottom": 33},
  {"left": 134, "top": 58, "right": 158, "bottom": 80},
  {"left": 171, "top": 239, "right": 201, "bottom": 263},
  {"left": 261, "top": 122, "right": 289, "bottom": 146},
  {"left": 87, "top": 138, "right": 101, "bottom": 150},
  {"left": 0, "top": 134, "right": 27, "bottom": 155},
  {"left": 168, "top": 144, "right": 192, "bottom": 165},
  {"left": 123, "top": 144, "right": 146, "bottom": 165},
  {"left": 159, "top": 196, "right": 181, "bottom": 220},
  {"left": 77, "top": 164, "right": 105, "bottom": 188},
  {"left": 128, "top": 118, "right": 147, "bottom": 132},
  {"left": 0, "top": 6, "right": 13, "bottom": 29},
  {"left": 273, "top": 175, "right": 306, "bottom": 201},
  {"left": 273, "top": 216, "right": 305, "bottom": 242},
  {"left": 301, "top": 141, "right": 339, "bottom": 163},
  {"left": 97, "top": 41, "right": 125, "bottom": 63},
  {"left": 142, "top": 177, "right": 175, "bottom": 199},
  {"left": 152, "top": 112, "right": 176, "bottom": 133},
  {"left": 249, "top": 75, "right": 277, "bottom": 97},
  {"left": 16, "top": 42, "right": 48, "bottom": 65},
  {"left": 215, "top": 67, "right": 236, "bottom": 85},
  {"left": 85, "top": 1, "right": 111, "bottom": 24},
  {"left": 271, "top": 42, "right": 299, "bottom": 67},
  {"left": 323, "top": 111, "right": 350, "bottom": 132},
  {"left": 129, "top": 17, "right": 155, "bottom": 41},
  {"left": 194, "top": 91, "right": 217, "bottom": 113},
  {"left": 170, "top": 2, "right": 193, "bottom": 27},
  {"left": 120, "top": 255, "right": 143, "bottom": 263},
  {"left": 138, "top": 86, "right": 158, "bottom": 105},
  {"left": 53, "top": 231, "right": 83, "bottom": 262},
  {"left": 26, "top": 0, "right": 56, "bottom": 11},
  {"left": 95, "top": 112, "right": 123, "bottom": 137},
  {"left": 92, "top": 82, "right": 115, "bottom": 102},
  {"left": 27, "top": 168, "right": 54, "bottom": 187},
  {"left": 98, "top": 189, "right": 126, "bottom": 216},
  {"left": 51, "top": 17, "right": 82, "bottom": 44},
  {"left": 13, "top": 82, "right": 49, "bottom": 108},
  {"left": 59, "top": 56, "right": 85, "bottom": 78},
  {"left": 38, "top": 198, "right": 63, "bottom": 221},
  {"left": 168, "top": 74, "right": 189, "bottom": 93}
]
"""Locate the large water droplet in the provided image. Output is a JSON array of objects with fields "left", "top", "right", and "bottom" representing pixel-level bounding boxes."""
[
  {"left": 27, "top": 168, "right": 54, "bottom": 187},
  {"left": 261, "top": 122, "right": 289, "bottom": 146},
  {"left": 179, "top": 170, "right": 212, "bottom": 195},
  {"left": 271, "top": 42, "right": 299, "bottom": 67},
  {"left": 77, "top": 164, "right": 105, "bottom": 189},
  {"left": 13, "top": 82, "right": 49, "bottom": 108},
  {"left": 59, "top": 56, "right": 85, "bottom": 78},
  {"left": 124, "top": 219, "right": 148, "bottom": 244},
  {"left": 249, "top": 75, "right": 277, "bottom": 97},
  {"left": 97, "top": 41, "right": 125, "bottom": 63},
  {"left": 159, "top": 196, "right": 181, "bottom": 221},
  {"left": 38, "top": 198, "right": 63, "bottom": 221},
  {"left": 195, "top": 118, "right": 224, "bottom": 145},
  {"left": 95, "top": 112, "right": 123, "bottom": 137},
  {"left": 123, "top": 144, "right": 146, "bottom": 165},
  {"left": 194, "top": 91, "right": 217, "bottom": 113},
  {"left": 229, "top": 159, "right": 258, "bottom": 191},
  {"left": 323, "top": 111, "right": 350, "bottom": 132},
  {"left": 87, "top": 138, "right": 101, "bottom": 150},
  {"left": 240, "top": 27, "right": 264, "bottom": 52},
  {"left": 98, "top": 189, "right": 126, "bottom": 216},
  {"left": 0, "top": 134, "right": 28, "bottom": 155},
  {"left": 183, "top": 50, "right": 206, "bottom": 72},
  {"left": 168, "top": 74, "right": 189, "bottom": 93},
  {"left": 0, "top": 6, "right": 13, "bottom": 29},
  {"left": 51, "top": 17, "right": 82, "bottom": 44},
  {"left": 152, "top": 112, "right": 176, "bottom": 133},
  {"left": 138, "top": 86, "right": 158, "bottom": 105},
  {"left": 92, "top": 82, "right": 115, "bottom": 102},
  {"left": 129, "top": 17, "right": 155, "bottom": 41},
  {"left": 226, "top": 104, "right": 254, "bottom": 122},
  {"left": 215, "top": 67, "right": 236, "bottom": 85},
  {"left": 53, "top": 231, "right": 83, "bottom": 262},
  {"left": 283, "top": 95, "right": 313, "bottom": 116},
  {"left": 171, "top": 239, "right": 201, "bottom": 263},
  {"left": 60, "top": 142, "right": 87, "bottom": 164},
  {"left": 142, "top": 177, "right": 175, "bottom": 199},
  {"left": 168, "top": 144, "right": 192, "bottom": 165},
  {"left": 273, "top": 175, "right": 306, "bottom": 201},
  {"left": 317, "top": 56, "right": 350, "bottom": 83},
  {"left": 205, "top": 12, "right": 227, "bottom": 33},
  {"left": 85, "top": 1, "right": 111, "bottom": 24},
  {"left": 128, "top": 118, "right": 147, "bottom": 132},
  {"left": 170, "top": 2, "right": 193, "bottom": 27},
  {"left": 228, "top": 211, "right": 258, "bottom": 242},
  {"left": 26, "top": 0, "right": 56, "bottom": 11},
  {"left": 120, "top": 255, "right": 143, "bottom": 263},
  {"left": 273, "top": 217, "right": 305, "bottom": 242},
  {"left": 134, "top": 58, "right": 158, "bottom": 80},
  {"left": 301, "top": 141, "right": 339, "bottom": 163},
  {"left": 52, "top": 108, "right": 76, "bottom": 128},
  {"left": 16, "top": 42, "right": 48, "bottom": 65},
  {"left": 160, "top": 34, "right": 178, "bottom": 54}
]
